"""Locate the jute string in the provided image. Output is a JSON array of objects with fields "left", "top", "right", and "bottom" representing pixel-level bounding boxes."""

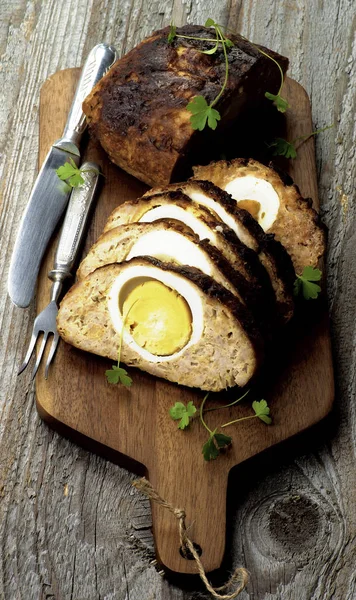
[{"left": 132, "top": 477, "right": 249, "bottom": 599}]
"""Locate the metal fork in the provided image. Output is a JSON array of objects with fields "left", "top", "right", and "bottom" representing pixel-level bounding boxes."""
[{"left": 18, "top": 162, "right": 100, "bottom": 379}]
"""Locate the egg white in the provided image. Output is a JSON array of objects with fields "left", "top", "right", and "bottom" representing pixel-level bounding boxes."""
[
  {"left": 187, "top": 190, "right": 253, "bottom": 248},
  {"left": 107, "top": 264, "right": 205, "bottom": 363},
  {"left": 126, "top": 229, "right": 213, "bottom": 273},
  {"left": 139, "top": 205, "right": 212, "bottom": 240},
  {"left": 224, "top": 176, "right": 280, "bottom": 231}
]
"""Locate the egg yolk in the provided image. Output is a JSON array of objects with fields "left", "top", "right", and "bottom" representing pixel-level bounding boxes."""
[
  {"left": 237, "top": 199, "right": 261, "bottom": 220},
  {"left": 122, "top": 280, "right": 192, "bottom": 356}
]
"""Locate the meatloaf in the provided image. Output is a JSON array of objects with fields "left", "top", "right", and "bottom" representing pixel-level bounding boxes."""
[
  {"left": 83, "top": 25, "right": 288, "bottom": 187},
  {"left": 58, "top": 258, "right": 264, "bottom": 391}
]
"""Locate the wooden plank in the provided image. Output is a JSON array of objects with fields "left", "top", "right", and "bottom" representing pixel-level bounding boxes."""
[{"left": 35, "top": 69, "right": 334, "bottom": 575}]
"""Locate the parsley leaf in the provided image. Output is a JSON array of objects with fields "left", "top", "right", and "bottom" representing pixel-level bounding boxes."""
[
  {"left": 214, "top": 432, "right": 233, "bottom": 447},
  {"left": 202, "top": 436, "right": 220, "bottom": 461},
  {"left": 168, "top": 22, "right": 176, "bottom": 43},
  {"left": 269, "top": 137, "right": 297, "bottom": 159},
  {"left": 105, "top": 365, "right": 132, "bottom": 387},
  {"left": 105, "top": 301, "right": 141, "bottom": 388},
  {"left": 294, "top": 266, "right": 322, "bottom": 300},
  {"left": 269, "top": 125, "right": 334, "bottom": 158},
  {"left": 56, "top": 157, "right": 84, "bottom": 187},
  {"left": 301, "top": 266, "right": 323, "bottom": 281},
  {"left": 202, "top": 429, "right": 232, "bottom": 461},
  {"left": 265, "top": 91, "right": 289, "bottom": 113},
  {"left": 69, "top": 172, "right": 85, "bottom": 187},
  {"left": 56, "top": 157, "right": 99, "bottom": 189},
  {"left": 187, "top": 96, "right": 221, "bottom": 131},
  {"left": 205, "top": 18, "right": 216, "bottom": 27},
  {"left": 169, "top": 401, "right": 197, "bottom": 429},
  {"left": 269, "top": 125, "right": 334, "bottom": 160},
  {"left": 206, "top": 106, "right": 221, "bottom": 129},
  {"left": 252, "top": 400, "right": 272, "bottom": 425}
]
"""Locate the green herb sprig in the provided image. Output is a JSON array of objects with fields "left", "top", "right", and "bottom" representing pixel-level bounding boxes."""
[
  {"left": 169, "top": 391, "right": 272, "bottom": 461},
  {"left": 168, "top": 19, "right": 234, "bottom": 131},
  {"left": 169, "top": 401, "right": 197, "bottom": 429},
  {"left": 256, "top": 47, "right": 289, "bottom": 113},
  {"left": 56, "top": 158, "right": 99, "bottom": 191},
  {"left": 167, "top": 22, "right": 176, "bottom": 43},
  {"left": 168, "top": 19, "right": 290, "bottom": 130},
  {"left": 200, "top": 393, "right": 232, "bottom": 460},
  {"left": 105, "top": 302, "right": 140, "bottom": 388},
  {"left": 106, "top": 363, "right": 132, "bottom": 386},
  {"left": 200, "top": 394, "right": 272, "bottom": 461},
  {"left": 221, "top": 399, "right": 272, "bottom": 428},
  {"left": 269, "top": 124, "right": 334, "bottom": 159},
  {"left": 168, "top": 389, "right": 250, "bottom": 432},
  {"left": 214, "top": 24, "right": 289, "bottom": 113},
  {"left": 294, "top": 266, "right": 322, "bottom": 300},
  {"left": 269, "top": 137, "right": 298, "bottom": 159}
]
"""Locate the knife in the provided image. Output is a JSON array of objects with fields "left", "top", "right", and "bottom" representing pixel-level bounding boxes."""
[
  {"left": 17, "top": 162, "right": 101, "bottom": 379},
  {"left": 8, "top": 42, "right": 117, "bottom": 308}
]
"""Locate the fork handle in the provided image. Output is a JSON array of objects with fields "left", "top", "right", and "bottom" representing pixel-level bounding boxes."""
[{"left": 48, "top": 162, "right": 100, "bottom": 302}]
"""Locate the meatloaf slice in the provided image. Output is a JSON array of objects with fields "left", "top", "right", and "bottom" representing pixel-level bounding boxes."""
[
  {"left": 143, "top": 180, "right": 295, "bottom": 322},
  {"left": 82, "top": 25, "right": 288, "bottom": 187},
  {"left": 193, "top": 158, "right": 326, "bottom": 273},
  {"left": 103, "top": 192, "right": 277, "bottom": 329},
  {"left": 77, "top": 219, "right": 244, "bottom": 296},
  {"left": 57, "top": 258, "right": 263, "bottom": 391},
  {"left": 77, "top": 219, "right": 274, "bottom": 331}
]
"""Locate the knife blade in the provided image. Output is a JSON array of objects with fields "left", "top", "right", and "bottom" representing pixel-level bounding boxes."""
[{"left": 8, "top": 42, "right": 117, "bottom": 308}]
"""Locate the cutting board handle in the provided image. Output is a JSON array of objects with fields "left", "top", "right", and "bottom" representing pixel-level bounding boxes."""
[{"left": 146, "top": 465, "right": 230, "bottom": 574}]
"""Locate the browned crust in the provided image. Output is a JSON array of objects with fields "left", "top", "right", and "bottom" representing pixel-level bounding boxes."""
[
  {"left": 83, "top": 26, "right": 288, "bottom": 187},
  {"left": 144, "top": 180, "right": 294, "bottom": 321},
  {"left": 259, "top": 234, "right": 295, "bottom": 292},
  {"left": 193, "top": 158, "right": 326, "bottom": 273},
  {"left": 198, "top": 239, "right": 275, "bottom": 334},
  {"left": 215, "top": 219, "right": 273, "bottom": 289},
  {"left": 144, "top": 180, "right": 263, "bottom": 249},
  {"left": 188, "top": 179, "right": 271, "bottom": 243}
]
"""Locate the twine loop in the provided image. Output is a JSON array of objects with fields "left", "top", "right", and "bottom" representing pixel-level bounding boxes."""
[
  {"left": 173, "top": 508, "right": 186, "bottom": 520},
  {"left": 132, "top": 477, "right": 248, "bottom": 599}
]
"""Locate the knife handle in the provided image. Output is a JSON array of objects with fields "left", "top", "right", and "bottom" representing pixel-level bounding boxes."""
[
  {"left": 60, "top": 43, "right": 117, "bottom": 149},
  {"left": 48, "top": 162, "right": 100, "bottom": 290}
]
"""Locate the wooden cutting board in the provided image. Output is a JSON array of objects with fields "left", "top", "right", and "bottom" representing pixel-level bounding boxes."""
[{"left": 36, "top": 68, "right": 334, "bottom": 575}]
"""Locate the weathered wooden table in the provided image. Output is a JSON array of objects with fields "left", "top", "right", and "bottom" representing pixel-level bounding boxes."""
[{"left": 0, "top": 1, "right": 355, "bottom": 599}]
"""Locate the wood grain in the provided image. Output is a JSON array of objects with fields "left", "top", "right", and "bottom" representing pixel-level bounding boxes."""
[
  {"left": 0, "top": 1, "right": 355, "bottom": 598},
  {"left": 35, "top": 70, "right": 333, "bottom": 576}
]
